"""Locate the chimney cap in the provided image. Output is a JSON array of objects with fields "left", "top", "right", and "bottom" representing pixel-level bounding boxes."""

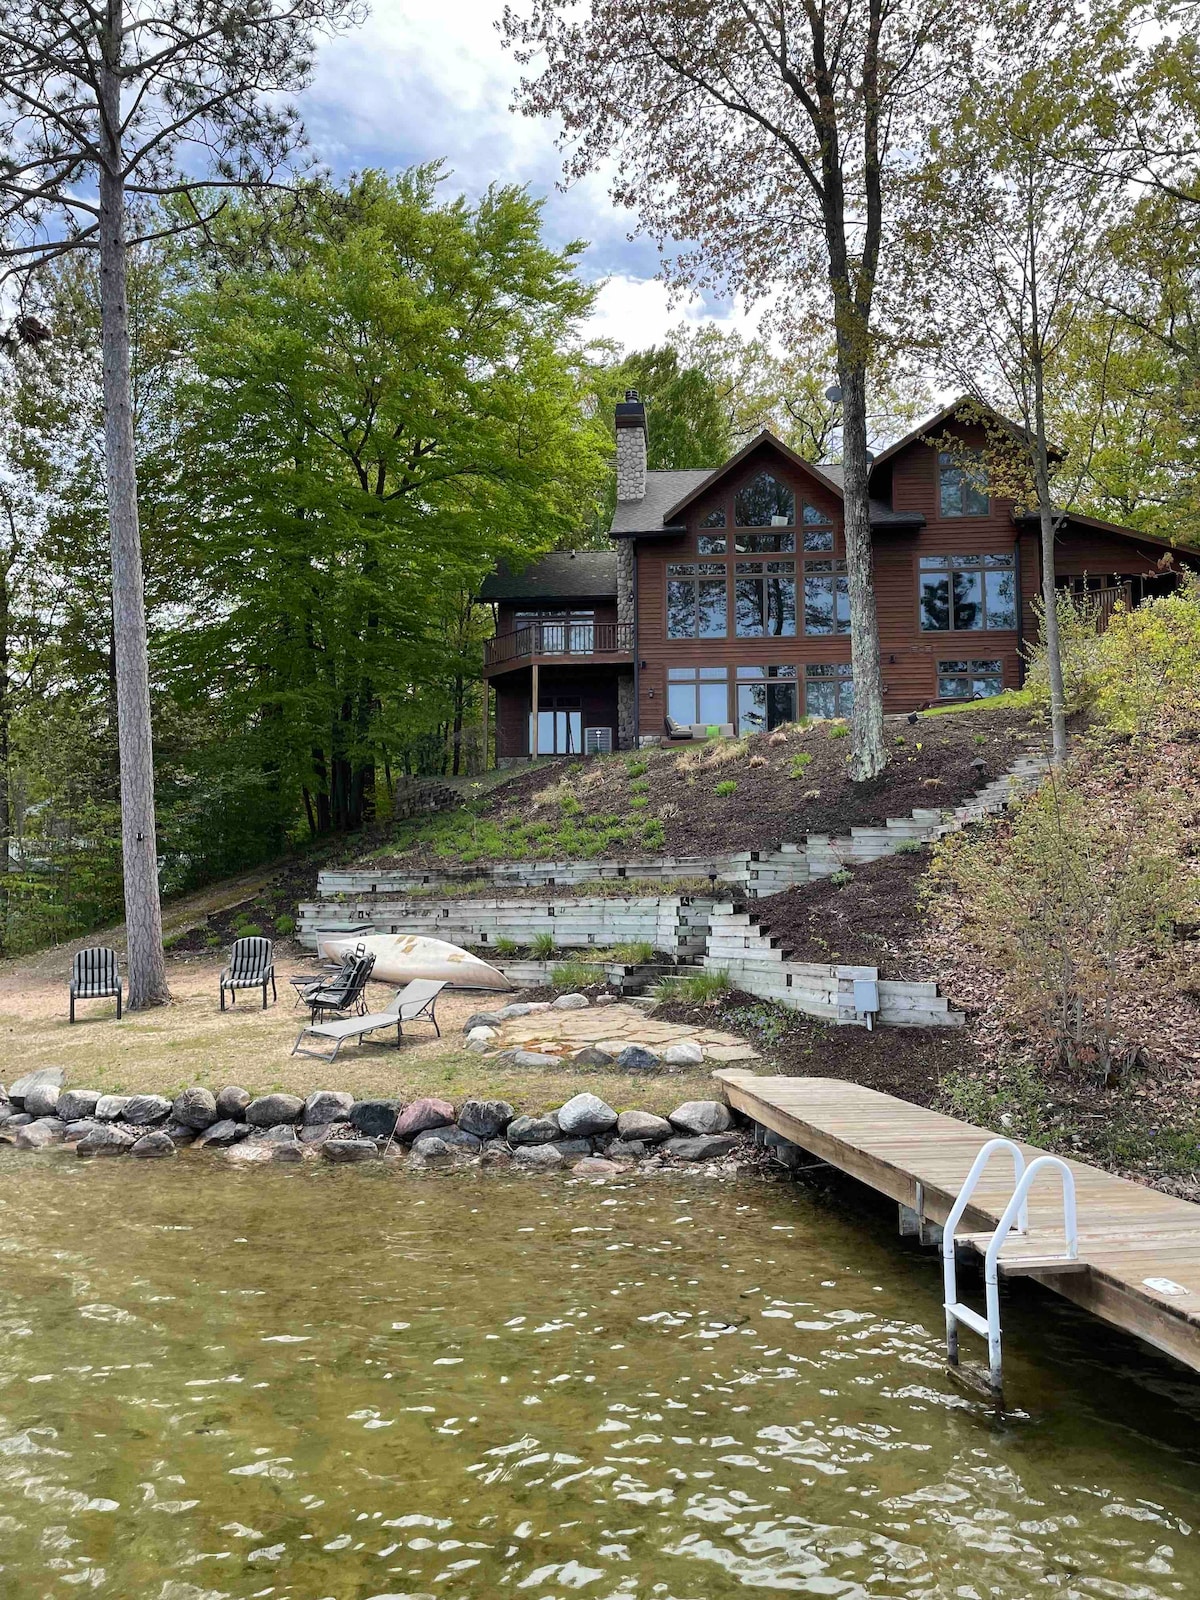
[{"left": 615, "top": 390, "right": 647, "bottom": 431}]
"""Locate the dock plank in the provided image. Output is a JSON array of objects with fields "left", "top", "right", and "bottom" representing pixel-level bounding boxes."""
[{"left": 715, "top": 1072, "right": 1200, "bottom": 1371}]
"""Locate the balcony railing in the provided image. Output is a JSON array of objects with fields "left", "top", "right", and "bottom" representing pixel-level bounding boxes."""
[
  {"left": 485, "top": 620, "right": 634, "bottom": 669},
  {"left": 1062, "top": 581, "right": 1133, "bottom": 635}
]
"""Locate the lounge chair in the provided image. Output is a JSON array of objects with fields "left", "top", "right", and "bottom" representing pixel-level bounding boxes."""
[
  {"left": 69, "top": 947, "right": 122, "bottom": 1023},
  {"left": 290, "top": 979, "right": 446, "bottom": 1062},
  {"left": 301, "top": 951, "right": 376, "bottom": 1023},
  {"left": 219, "top": 936, "right": 277, "bottom": 1011},
  {"left": 289, "top": 945, "right": 364, "bottom": 1007}
]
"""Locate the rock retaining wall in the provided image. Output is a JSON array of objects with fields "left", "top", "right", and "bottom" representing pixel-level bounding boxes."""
[{"left": 0, "top": 1067, "right": 748, "bottom": 1176}]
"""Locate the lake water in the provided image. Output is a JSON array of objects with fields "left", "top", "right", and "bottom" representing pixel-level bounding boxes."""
[{"left": 0, "top": 1153, "right": 1198, "bottom": 1598}]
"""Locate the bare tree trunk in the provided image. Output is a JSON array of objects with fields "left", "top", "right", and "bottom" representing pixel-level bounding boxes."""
[
  {"left": 98, "top": 9, "right": 169, "bottom": 1007},
  {"left": 838, "top": 364, "right": 887, "bottom": 779},
  {"left": 1030, "top": 351, "right": 1069, "bottom": 766},
  {"left": 0, "top": 558, "right": 10, "bottom": 958}
]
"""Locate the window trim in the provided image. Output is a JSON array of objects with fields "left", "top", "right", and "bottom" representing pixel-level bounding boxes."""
[
  {"left": 917, "top": 552, "right": 1018, "bottom": 633},
  {"left": 938, "top": 449, "right": 990, "bottom": 518}
]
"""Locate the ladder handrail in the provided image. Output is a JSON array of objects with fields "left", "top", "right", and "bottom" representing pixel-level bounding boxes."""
[
  {"left": 941, "top": 1138, "right": 1029, "bottom": 1277},
  {"left": 943, "top": 1143, "right": 1078, "bottom": 1399}
]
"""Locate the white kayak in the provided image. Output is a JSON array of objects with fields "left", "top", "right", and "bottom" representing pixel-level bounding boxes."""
[{"left": 316, "top": 932, "right": 513, "bottom": 991}]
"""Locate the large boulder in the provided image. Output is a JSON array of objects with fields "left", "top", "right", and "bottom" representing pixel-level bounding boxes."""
[
  {"left": 122, "top": 1094, "right": 173, "bottom": 1126},
  {"left": 56, "top": 1089, "right": 101, "bottom": 1124},
  {"left": 245, "top": 1093, "right": 304, "bottom": 1127},
  {"left": 393, "top": 1098, "right": 454, "bottom": 1142},
  {"left": 130, "top": 1131, "right": 176, "bottom": 1159},
  {"left": 663, "top": 1041, "right": 704, "bottom": 1067},
  {"left": 552, "top": 993, "right": 590, "bottom": 1010},
  {"left": 616, "top": 1045, "right": 662, "bottom": 1073},
  {"left": 303, "top": 1090, "right": 354, "bottom": 1126},
  {"left": 349, "top": 1100, "right": 402, "bottom": 1139},
  {"left": 9, "top": 1067, "right": 64, "bottom": 1108},
  {"left": 216, "top": 1086, "right": 251, "bottom": 1121},
  {"left": 76, "top": 1124, "right": 136, "bottom": 1156},
  {"left": 61, "top": 1119, "right": 104, "bottom": 1142},
  {"left": 506, "top": 1113, "right": 561, "bottom": 1147},
  {"left": 195, "top": 1119, "right": 249, "bottom": 1148},
  {"left": 616, "top": 1109, "right": 672, "bottom": 1144},
  {"left": 496, "top": 1001, "right": 551, "bottom": 1019},
  {"left": 456, "top": 1099, "right": 514, "bottom": 1140},
  {"left": 248, "top": 1123, "right": 303, "bottom": 1145},
  {"left": 414, "top": 1126, "right": 480, "bottom": 1155},
  {"left": 551, "top": 1139, "right": 592, "bottom": 1159},
  {"left": 573, "top": 1157, "right": 621, "bottom": 1177},
  {"left": 511, "top": 1144, "right": 564, "bottom": 1171},
  {"left": 572, "top": 1046, "right": 615, "bottom": 1068},
  {"left": 664, "top": 1133, "right": 739, "bottom": 1161},
  {"left": 94, "top": 1095, "right": 130, "bottom": 1122},
  {"left": 606, "top": 1139, "right": 647, "bottom": 1160},
  {"left": 162, "top": 1121, "right": 199, "bottom": 1147},
  {"left": 668, "top": 1100, "right": 732, "bottom": 1136},
  {"left": 24, "top": 1082, "right": 60, "bottom": 1118},
  {"left": 171, "top": 1087, "right": 219, "bottom": 1130},
  {"left": 557, "top": 1093, "right": 617, "bottom": 1139},
  {"left": 511, "top": 1050, "right": 560, "bottom": 1069},
  {"left": 322, "top": 1138, "right": 381, "bottom": 1163},
  {"left": 17, "top": 1118, "right": 65, "bottom": 1150},
  {"left": 463, "top": 1010, "right": 504, "bottom": 1033}
]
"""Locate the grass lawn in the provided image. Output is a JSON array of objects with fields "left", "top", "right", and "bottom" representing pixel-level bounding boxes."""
[{"left": 0, "top": 949, "right": 717, "bottom": 1115}]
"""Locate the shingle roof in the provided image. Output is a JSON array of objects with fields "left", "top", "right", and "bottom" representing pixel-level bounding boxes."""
[
  {"left": 610, "top": 469, "right": 713, "bottom": 535},
  {"left": 608, "top": 445, "right": 924, "bottom": 536},
  {"left": 479, "top": 551, "right": 617, "bottom": 602},
  {"left": 814, "top": 463, "right": 926, "bottom": 528}
]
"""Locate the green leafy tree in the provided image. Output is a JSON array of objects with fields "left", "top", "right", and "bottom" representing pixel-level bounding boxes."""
[
  {"left": 614, "top": 344, "right": 732, "bottom": 468},
  {"left": 166, "top": 169, "right": 607, "bottom": 832}
]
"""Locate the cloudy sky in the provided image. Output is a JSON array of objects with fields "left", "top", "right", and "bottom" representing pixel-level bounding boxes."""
[{"left": 302, "top": 0, "right": 756, "bottom": 351}]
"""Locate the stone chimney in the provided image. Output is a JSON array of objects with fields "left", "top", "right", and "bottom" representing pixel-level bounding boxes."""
[{"left": 615, "top": 388, "right": 647, "bottom": 502}]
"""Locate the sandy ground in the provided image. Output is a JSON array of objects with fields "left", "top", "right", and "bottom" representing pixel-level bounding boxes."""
[{"left": 0, "top": 950, "right": 740, "bottom": 1117}]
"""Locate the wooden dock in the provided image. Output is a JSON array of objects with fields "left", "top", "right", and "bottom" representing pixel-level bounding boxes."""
[{"left": 715, "top": 1072, "right": 1200, "bottom": 1375}]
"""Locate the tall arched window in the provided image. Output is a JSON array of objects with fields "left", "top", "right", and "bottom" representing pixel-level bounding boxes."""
[{"left": 734, "top": 471, "right": 795, "bottom": 527}]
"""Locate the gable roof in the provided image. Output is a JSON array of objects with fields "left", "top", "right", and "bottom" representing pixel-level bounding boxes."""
[
  {"left": 479, "top": 551, "right": 617, "bottom": 603},
  {"left": 868, "top": 394, "right": 1064, "bottom": 480},
  {"left": 609, "top": 429, "right": 924, "bottom": 538}
]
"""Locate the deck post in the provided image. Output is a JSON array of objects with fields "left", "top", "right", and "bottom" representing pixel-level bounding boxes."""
[
  {"left": 530, "top": 661, "right": 539, "bottom": 761},
  {"left": 481, "top": 680, "right": 489, "bottom": 773}
]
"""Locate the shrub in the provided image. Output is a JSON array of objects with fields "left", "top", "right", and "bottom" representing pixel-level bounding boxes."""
[
  {"left": 629, "top": 795, "right": 649, "bottom": 810},
  {"left": 768, "top": 729, "right": 790, "bottom": 747},
  {"left": 641, "top": 819, "right": 666, "bottom": 848},
  {"left": 894, "top": 838, "right": 925, "bottom": 856},
  {"left": 931, "top": 755, "right": 1198, "bottom": 1081},
  {"left": 828, "top": 722, "right": 850, "bottom": 739},
  {"left": 531, "top": 931, "right": 556, "bottom": 959},
  {"left": 748, "top": 754, "right": 768, "bottom": 769},
  {"left": 493, "top": 936, "right": 518, "bottom": 957},
  {"left": 713, "top": 779, "right": 738, "bottom": 797},
  {"left": 629, "top": 780, "right": 650, "bottom": 795},
  {"left": 829, "top": 869, "right": 853, "bottom": 888},
  {"left": 1025, "top": 574, "right": 1200, "bottom": 735},
  {"left": 788, "top": 750, "right": 813, "bottom": 780},
  {"left": 625, "top": 758, "right": 648, "bottom": 778},
  {"left": 273, "top": 913, "right": 296, "bottom": 937}
]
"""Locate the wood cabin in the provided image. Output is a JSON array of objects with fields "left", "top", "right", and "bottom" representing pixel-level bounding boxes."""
[{"left": 480, "top": 394, "right": 1194, "bottom": 761}]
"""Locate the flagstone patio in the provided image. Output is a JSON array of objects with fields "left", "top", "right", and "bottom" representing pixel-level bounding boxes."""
[{"left": 494, "top": 1001, "right": 758, "bottom": 1062}]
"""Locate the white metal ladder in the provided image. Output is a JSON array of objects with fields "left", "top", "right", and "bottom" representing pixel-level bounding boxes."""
[{"left": 942, "top": 1137, "right": 1078, "bottom": 1397}]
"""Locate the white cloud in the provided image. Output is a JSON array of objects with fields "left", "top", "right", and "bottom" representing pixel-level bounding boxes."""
[
  {"left": 585, "top": 275, "right": 761, "bottom": 354},
  {"left": 302, "top": 2, "right": 768, "bottom": 353}
]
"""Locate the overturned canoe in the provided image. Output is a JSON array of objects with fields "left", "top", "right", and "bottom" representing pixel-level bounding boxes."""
[{"left": 316, "top": 932, "right": 513, "bottom": 992}]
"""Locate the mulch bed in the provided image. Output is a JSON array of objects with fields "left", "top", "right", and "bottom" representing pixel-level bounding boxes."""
[
  {"left": 652, "top": 989, "right": 976, "bottom": 1108},
  {"left": 750, "top": 851, "right": 931, "bottom": 977},
  {"left": 379, "top": 706, "right": 1047, "bottom": 867},
  {"left": 166, "top": 857, "right": 325, "bottom": 956}
]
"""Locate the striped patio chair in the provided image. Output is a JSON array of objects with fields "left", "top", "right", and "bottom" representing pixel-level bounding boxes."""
[
  {"left": 69, "top": 947, "right": 122, "bottom": 1023},
  {"left": 219, "top": 936, "right": 277, "bottom": 1011}
]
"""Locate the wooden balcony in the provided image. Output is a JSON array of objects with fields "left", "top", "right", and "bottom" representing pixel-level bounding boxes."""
[{"left": 484, "top": 620, "right": 635, "bottom": 673}]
